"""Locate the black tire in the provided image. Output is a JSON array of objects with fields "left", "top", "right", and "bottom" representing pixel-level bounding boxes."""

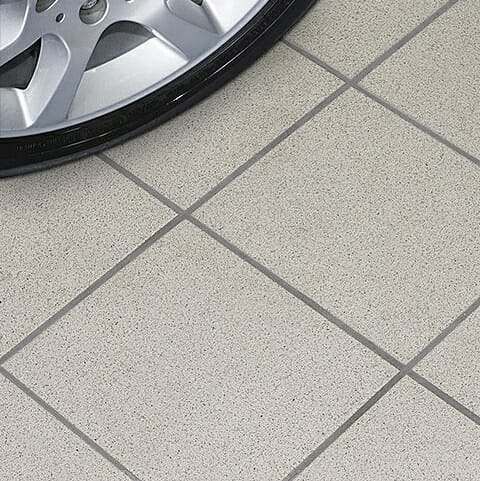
[{"left": 0, "top": 0, "right": 316, "bottom": 177}]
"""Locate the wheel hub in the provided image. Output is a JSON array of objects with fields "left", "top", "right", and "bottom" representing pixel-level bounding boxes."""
[{"left": 0, "top": 0, "right": 269, "bottom": 136}]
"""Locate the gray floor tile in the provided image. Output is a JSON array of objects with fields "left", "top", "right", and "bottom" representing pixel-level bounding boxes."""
[
  {"left": 0, "top": 158, "right": 173, "bottom": 357},
  {"left": 296, "top": 377, "right": 480, "bottom": 481},
  {"left": 105, "top": 44, "right": 341, "bottom": 207},
  {"left": 416, "top": 309, "right": 480, "bottom": 416},
  {"left": 0, "top": 375, "right": 130, "bottom": 481},
  {"left": 197, "top": 89, "right": 480, "bottom": 362},
  {"left": 5, "top": 223, "right": 395, "bottom": 481},
  {"left": 363, "top": 0, "right": 480, "bottom": 158},
  {"left": 287, "top": 0, "right": 443, "bottom": 77}
]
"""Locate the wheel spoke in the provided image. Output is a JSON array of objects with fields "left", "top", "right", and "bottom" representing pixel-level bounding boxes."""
[
  {"left": 0, "top": 87, "right": 29, "bottom": 130},
  {"left": 202, "top": 0, "right": 261, "bottom": 33},
  {"left": 167, "top": 0, "right": 219, "bottom": 33},
  {"left": 130, "top": 1, "right": 219, "bottom": 59},
  {"left": 24, "top": 33, "right": 100, "bottom": 127},
  {"left": 0, "top": 3, "right": 38, "bottom": 68}
]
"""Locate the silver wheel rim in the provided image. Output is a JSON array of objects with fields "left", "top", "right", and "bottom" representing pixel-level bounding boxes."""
[{"left": 0, "top": 0, "right": 270, "bottom": 137}]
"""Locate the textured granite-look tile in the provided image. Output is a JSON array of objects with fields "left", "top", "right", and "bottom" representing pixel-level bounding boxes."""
[
  {"left": 287, "top": 0, "right": 443, "bottom": 77},
  {"left": 106, "top": 44, "right": 341, "bottom": 207},
  {"left": 197, "top": 89, "right": 480, "bottom": 362},
  {"left": 363, "top": 0, "right": 480, "bottom": 158},
  {"left": 6, "top": 223, "right": 395, "bottom": 481},
  {"left": 416, "top": 308, "right": 480, "bottom": 416},
  {"left": 0, "top": 158, "right": 173, "bottom": 357},
  {"left": 0, "top": 375, "right": 131, "bottom": 481},
  {"left": 296, "top": 378, "right": 480, "bottom": 481}
]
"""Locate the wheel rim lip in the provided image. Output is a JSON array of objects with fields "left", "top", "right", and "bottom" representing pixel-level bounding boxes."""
[{"left": 0, "top": 0, "right": 270, "bottom": 138}]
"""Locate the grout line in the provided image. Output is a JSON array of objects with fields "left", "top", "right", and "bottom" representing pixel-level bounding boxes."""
[
  {"left": 99, "top": 153, "right": 185, "bottom": 215},
  {"left": 404, "top": 296, "right": 480, "bottom": 368},
  {"left": 187, "top": 215, "right": 480, "bottom": 379},
  {"left": 99, "top": 155, "right": 480, "bottom": 437},
  {"left": 352, "top": 0, "right": 459, "bottom": 82},
  {"left": 280, "top": 293, "right": 480, "bottom": 480},
  {"left": 284, "top": 29, "right": 480, "bottom": 171},
  {"left": 352, "top": 86, "right": 480, "bottom": 169},
  {"left": 409, "top": 370, "right": 480, "bottom": 426},
  {"left": 188, "top": 212, "right": 480, "bottom": 373},
  {"left": 185, "top": 83, "right": 350, "bottom": 213},
  {"left": 185, "top": 215, "right": 404, "bottom": 370},
  {"left": 282, "top": 372, "right": 405, "bottom": 481},
  {"left": 283, "top": 38, "right": 350, "bottom": 83},
  {"left": 102, "top": 157, "right": 480, "bottom": 434},
  {"left": 287, "top": 0, "right": 459, "bottom": 83},
  {"left": 0, "top": 215, "right": 186, "bottom": 366},
  {"left": 100, "top": 155, "right": 402, "bottom": 373},
  {"left": 97, "top": 81, "right": 350, "bottom": 218},
  {"left": 0, "top": 366, "right": 143, "bottom": 481}
]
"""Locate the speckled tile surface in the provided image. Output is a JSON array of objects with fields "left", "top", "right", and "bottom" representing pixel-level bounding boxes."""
[
  {"left": 295, "top": 378, "right": 480, "bottom": 481},
  {"left": 0, "top": 158, "right": 174, "bottom": 358},
  {"left": 287, "top": 0, "right": 444, "bottom": 76},
  {"left": 1, "top": 1, "right": 479, "bottom": 480},
  {"left": 416, "top": 309, "right": 480, "bottom": 417},
  {"left": 105, "top": 44, "right": 341, "bottom": 208},
  {"left": 197, "top": 89, "right": 480, "bottom": 362},
  {"left": 363, "top": 0, "right": 480, "bottom": 158},
  {"left": 0, "top": 375, "right": 131, "bottom": 481},
  {"left": 4, "top": 223, "right": 395, "bottom": 481}
]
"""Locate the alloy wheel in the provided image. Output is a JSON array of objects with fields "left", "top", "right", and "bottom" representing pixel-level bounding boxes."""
[{"left": 0, "top": 0, "right": 316, "bottom": 175}]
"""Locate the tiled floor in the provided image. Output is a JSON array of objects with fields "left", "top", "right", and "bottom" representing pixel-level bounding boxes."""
[{"left": 1, "top": 1, "right": 479, "bottom": 480}]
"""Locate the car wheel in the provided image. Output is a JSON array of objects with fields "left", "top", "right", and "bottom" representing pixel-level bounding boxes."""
[{"left": 0, "top": 0, "right": 315, "bottom": 176}]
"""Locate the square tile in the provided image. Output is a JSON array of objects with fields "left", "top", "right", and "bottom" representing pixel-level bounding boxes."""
[
  {"left": 296, "top": 377, "right": 480, "bottom": 481},
  {"left": 0, "top": 158, "right": 174, "bottom": 357},
  {"left": 197, "top": 89, "right": 480, "bottom": 362},
  {"left": 363, "top": 0, "right": 480, "bottom": 158},
  {"left": 416, "top": 308, "right": 480, "bottom": 416},
  {"left": 287, "top": 0, "right": 443, "bottom": 77},
  {"left": 5, "top": 222, "right": 395, "bottom": 481},
  {"left": 0, "top": 374, "right": 129, "bottom": 481},
  {"left": 105, "top": 44, "right": 342, "bottom": 207}
]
